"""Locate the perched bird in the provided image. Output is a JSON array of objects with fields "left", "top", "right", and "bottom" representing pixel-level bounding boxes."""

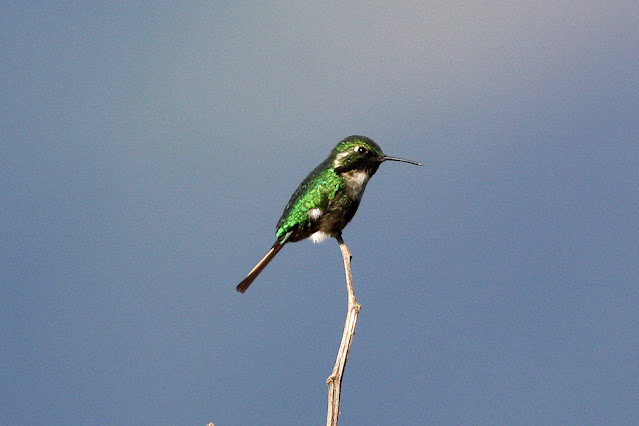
[{"left": 236, "top": 135, "right": 420, "bottom": 293}]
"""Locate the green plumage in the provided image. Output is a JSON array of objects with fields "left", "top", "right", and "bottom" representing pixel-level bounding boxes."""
[
  {"left": 236, "top": 135, "right": 420, "bottom": 293},
  {"left": 276, "top": 156, "right": 347, "bottom": 242}
]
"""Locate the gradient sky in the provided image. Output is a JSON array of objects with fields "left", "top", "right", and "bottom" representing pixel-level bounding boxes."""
[{"left": 2, "top": 2, "right": 638, "bottom": 424}]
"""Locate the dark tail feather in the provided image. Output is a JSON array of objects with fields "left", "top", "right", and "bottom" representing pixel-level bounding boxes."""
[{"left": 236, "top": 241, "right": 285, "bottom": 293}]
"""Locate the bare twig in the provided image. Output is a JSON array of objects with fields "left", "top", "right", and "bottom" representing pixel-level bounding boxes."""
[{"left": 326, "top": 234, "right": 362, "bottom": 426}]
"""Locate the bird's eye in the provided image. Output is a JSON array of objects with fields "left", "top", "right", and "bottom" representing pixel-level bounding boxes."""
[{"left": 355, "top": 146, "right": 367, "bottom": 154}]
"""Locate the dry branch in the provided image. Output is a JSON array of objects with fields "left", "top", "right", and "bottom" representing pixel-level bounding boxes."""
[{"left": 326, "top": 235, "right": 361, "bottom": 426}]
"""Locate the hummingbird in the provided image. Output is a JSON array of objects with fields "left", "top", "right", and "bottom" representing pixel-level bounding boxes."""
[{"left": 236, "top": 135, "right": 421, "bottom": 293}]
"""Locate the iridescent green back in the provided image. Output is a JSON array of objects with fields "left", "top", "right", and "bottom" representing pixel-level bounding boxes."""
[{"left": 275, "top": 156, "right": 345, "bottom": 241}]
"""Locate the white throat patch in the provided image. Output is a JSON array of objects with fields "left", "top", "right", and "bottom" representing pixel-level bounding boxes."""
[{"left": 343, "top": 169, "right": 370, "bottom": 199}]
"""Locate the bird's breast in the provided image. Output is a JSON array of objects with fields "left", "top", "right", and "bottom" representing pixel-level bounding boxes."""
[{"left": 343, "top": 170, "right": 371, "bottom": 200}]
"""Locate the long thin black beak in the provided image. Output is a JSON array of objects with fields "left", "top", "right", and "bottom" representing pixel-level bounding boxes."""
[{"left": 380, "top": 155, "right": 422, "bottom": 166}]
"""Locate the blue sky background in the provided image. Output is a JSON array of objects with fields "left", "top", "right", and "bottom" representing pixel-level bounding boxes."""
[{"left": 2, "top": 2, "right": 638, "bottom": 424}]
